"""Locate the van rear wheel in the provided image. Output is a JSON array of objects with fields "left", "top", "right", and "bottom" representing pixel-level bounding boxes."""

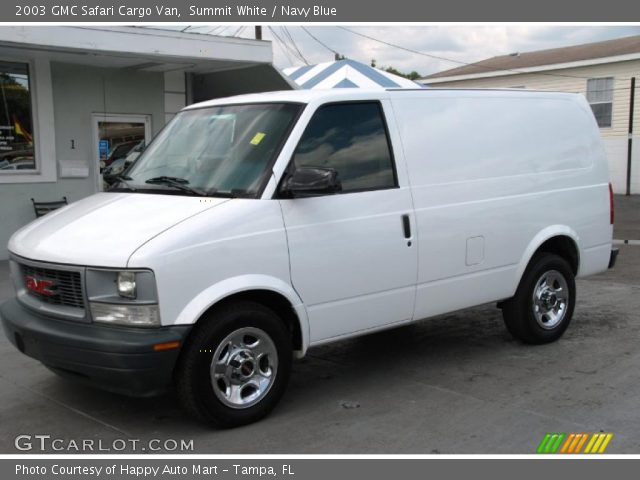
[
  {"left": 175, "top": 301, "right": 292, "bottom": 428},
  {"left": 501, "top": 253, "right": 575, "bottom": 344}
]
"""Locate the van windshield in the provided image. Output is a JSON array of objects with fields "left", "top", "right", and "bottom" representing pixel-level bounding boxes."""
[{"left": 118, "top": 103, "right": 301, "bottom": 198}]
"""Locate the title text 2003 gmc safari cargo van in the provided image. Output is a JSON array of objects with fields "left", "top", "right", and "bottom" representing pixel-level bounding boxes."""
[{"left": 1, "top": 89, "right": 617, "bottom": 427}]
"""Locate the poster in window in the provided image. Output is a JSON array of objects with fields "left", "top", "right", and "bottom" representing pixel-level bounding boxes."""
[{"left": 0, "top": 61, "right": 35, "bottom": 171}]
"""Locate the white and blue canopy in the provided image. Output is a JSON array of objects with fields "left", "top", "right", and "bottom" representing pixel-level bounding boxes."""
[{"left": 283, "top": 59, "right": 421, "bottom": 89}]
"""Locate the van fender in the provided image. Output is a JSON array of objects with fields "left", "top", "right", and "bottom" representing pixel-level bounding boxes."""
[
  {"left": 173, "top": 274, "right": 310, "bottom": 356},
  {"left": 512, "top": 225, "right": 581, "bottom": 295}
]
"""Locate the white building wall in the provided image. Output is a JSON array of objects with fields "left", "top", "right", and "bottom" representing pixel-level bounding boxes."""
[
  {"left": 0, "top": 61, "right": 165, "bottom": 260},
  {"left": 163, "top": 70, "right": 186, "bottom": 124},
  {"left": 0, "top": 25, "right": 277, "bottom": 260},
  {"left": 424, "top": 59, "right": 640, "bottom": 194}
]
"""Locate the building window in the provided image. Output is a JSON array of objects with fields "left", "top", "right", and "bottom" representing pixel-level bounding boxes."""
[
  {"left": 0, "top": 61, "right": 35, "bottom": 172},
  {"left": 586, "top": 77, "right": 613, "bottom": 128}
]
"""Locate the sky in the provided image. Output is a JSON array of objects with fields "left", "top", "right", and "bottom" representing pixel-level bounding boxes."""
[{"left": 178, "top": 25, "right": 640, "bottom": 77}]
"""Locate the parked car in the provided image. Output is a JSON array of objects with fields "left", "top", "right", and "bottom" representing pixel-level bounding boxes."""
[
  {"left": 1, "top": 89, "right": 616, "bottom": 428},
  {"left": 0, "top": 148, "right": 34, "bottom": 164},
  {"left": 123, "top": 140, "right": 145, "bottom": 163},
  {"left": 102, "top": 142, "right": 144, "bottom": 187},
  {"left": 0, "top": 159, "right": 36, "bottom": 170},
  {"left": 100, "top": 140, "right": 141, "bottom": 171},
  {"left": 102, "top": 157, "right": 129, "bottom": 186}
]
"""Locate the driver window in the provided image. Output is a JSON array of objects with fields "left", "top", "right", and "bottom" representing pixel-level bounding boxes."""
[{"left": 292, "top": 102, "right": 397, "bottom": 193}]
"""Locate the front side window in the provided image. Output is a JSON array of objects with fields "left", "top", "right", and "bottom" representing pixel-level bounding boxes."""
[
  {"left": 292, "top": 102, "right": 396, "bottom": 193},
  {"left": 586, "top": 77, "right": 613, "bottom": 128},
  {"left": 122, "top": 103, "right": 301, "bottom": 197},
  {"left": 0, "top": 61, "right": 35, "bottom": 172}
]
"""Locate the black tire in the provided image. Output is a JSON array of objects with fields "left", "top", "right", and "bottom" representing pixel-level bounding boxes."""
[
  {"left": 175, "top": 301, "right": 292, "bottom": 428},
  {"left": 501, "top": 253, "right": 576, "bottom": 344}
]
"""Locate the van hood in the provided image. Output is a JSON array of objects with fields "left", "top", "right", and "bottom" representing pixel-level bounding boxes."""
[{"left": 9, "top": 193, "right": 228, "bottom": 267}]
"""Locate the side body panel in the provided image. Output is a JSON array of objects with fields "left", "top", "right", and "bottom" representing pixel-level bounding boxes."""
[
  {"left": 388, "top": 90, "right": 612, "bottom": 321},
  {"left": 275, "top": 97, "right": 419, "bottom": 344},
  {"left": 126, "top": 199, "right": 309, "bottom": 349},
  {"left": 279, "top": 189, "right": 417, "bottom": 344}
]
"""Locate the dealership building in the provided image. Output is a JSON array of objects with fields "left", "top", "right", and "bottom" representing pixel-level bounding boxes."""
[{"left": 0, "top": 26, "right": 293, "bottom": 259}]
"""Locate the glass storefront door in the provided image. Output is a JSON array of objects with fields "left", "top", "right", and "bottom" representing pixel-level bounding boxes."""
[{"left": 92, "top": 114, "right": 151, "bottom": 191}]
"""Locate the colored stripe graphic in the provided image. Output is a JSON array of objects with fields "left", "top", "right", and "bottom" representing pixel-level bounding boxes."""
[
  {"left": 538, "top": 432, "right": 613, "bottom": 454},
  {"left": 537, "top": 433, "right": 566, "bottom": 453},
  {"left": 559, "top": 432, "right": 589, "bottom": 453},
  {"left": 574, "top": 433, "right": 590, "bottom": 453},
  {"left": 560, "top": 433, "right": 575, "bottom": 453},
  {"left": 584, "top": 433, "right": 614, "bottom": 454}
]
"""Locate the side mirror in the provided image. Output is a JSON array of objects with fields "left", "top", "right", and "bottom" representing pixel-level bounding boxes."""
[{"left": 281, "top": 167, "right": 342, "bottom": 197}]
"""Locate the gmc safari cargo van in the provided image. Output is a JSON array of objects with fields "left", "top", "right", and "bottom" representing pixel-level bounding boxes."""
[{"left": 1, "top": 89, "right": 617, "bottom": 427}]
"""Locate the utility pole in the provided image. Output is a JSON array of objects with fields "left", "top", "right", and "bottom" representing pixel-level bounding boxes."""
[
  {"left": 255, "top": 26, "right": 262, "bottom": 40},
  {"left": 627, "top": 77, "right": 636, "bottom": 196}
]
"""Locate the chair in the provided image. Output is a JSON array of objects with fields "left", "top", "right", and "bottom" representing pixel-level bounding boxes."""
[{"left": 31, "top": 196, "right": 68, "bottom": 218}]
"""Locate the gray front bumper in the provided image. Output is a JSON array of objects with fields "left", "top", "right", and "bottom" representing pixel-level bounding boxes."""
[{"left": 0, "top": 298, "right": 191, "bottom": 397}]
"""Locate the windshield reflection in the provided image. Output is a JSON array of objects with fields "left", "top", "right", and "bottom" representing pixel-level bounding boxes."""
[{"left": 120, "top": 103, "right": 301, "bottom": 198}]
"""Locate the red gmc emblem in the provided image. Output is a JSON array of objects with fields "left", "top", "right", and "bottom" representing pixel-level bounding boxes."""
[{"left": 25, "top": 275, "right": 56, "bottom": 296}]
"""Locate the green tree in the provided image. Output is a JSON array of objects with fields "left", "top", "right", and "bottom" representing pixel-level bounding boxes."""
[{"left": 382, "top": 66, "right": 422, "bottom": 80}]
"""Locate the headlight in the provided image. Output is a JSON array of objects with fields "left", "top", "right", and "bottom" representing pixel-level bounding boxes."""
[
  {"left": 86, "top": 269, "right": 160, "bottom": 327},
  {"left": 90, "top": 303, "right": 160, "bottom": 327},
  {"left": 117, "top": 271, "right": 137, "bottom": 299}
]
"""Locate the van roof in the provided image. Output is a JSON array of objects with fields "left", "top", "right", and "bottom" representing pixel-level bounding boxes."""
[{"left": 184, "top": 88, "right": 580, "bottom": 110}]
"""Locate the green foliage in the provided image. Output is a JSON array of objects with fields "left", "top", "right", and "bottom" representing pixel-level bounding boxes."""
[{"left": 382, "top": 66, "right": 422, "bottom": 80}]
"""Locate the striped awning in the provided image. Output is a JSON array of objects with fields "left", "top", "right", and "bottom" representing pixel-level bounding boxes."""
[{"left": 283, "top": 59, "right": 422, "bottom": 89}]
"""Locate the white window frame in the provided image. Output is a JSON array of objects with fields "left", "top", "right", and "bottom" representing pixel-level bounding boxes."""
[
  {"left": 0, "top": 56, "right": 56, "bottom": 184},
  {"left": 586, "top": 77, "right": 614, "bottom": 129}
]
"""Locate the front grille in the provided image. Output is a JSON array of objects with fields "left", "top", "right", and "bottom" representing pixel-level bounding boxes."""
[{"left": 20, "top": 263, "right": 84, "bottom": 309}]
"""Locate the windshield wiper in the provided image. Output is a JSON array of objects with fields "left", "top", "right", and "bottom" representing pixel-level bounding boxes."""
[
  {"left": 111, "top": 175, "right": 137, "bottom": 191},
  {"left": 144, "top": 176, "right": 209, "bottom": 196},
  {"left": 229, "top": 189, "right": 255, "bottom": 199}
]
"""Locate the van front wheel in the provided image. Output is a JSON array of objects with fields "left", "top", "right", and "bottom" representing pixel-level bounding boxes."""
[
  {"left": 502, "top": 253, "right": 576, "bottom": 344},
  {"left": 175, "top": 302, "right": 292, "bottom": 428}
]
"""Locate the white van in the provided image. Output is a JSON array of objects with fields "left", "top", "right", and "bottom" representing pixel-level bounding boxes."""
[{"left": 1, "top": 89, "right": 617, "bottom": 427}]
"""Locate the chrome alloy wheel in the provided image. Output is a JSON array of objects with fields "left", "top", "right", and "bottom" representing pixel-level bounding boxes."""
[
  {"left": 532, "top": 269, "right": 569, "bottom": 330},
  {"left": 210, "top": 327, "right": 278, "bottom": 409}
]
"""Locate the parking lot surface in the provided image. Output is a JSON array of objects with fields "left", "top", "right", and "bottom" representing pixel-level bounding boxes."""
[{"left": 1, "top": 196, "right": 638, "bottom": 454}]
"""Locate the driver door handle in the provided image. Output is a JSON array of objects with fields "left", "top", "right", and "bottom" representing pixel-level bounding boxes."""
[{"left": 402, "top": 214, "right": 411, "bottom": 239}]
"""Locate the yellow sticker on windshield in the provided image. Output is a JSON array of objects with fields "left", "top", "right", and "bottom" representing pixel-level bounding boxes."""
[{"left": 250, "top": 132, "right": 266, "bottom": 145}]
